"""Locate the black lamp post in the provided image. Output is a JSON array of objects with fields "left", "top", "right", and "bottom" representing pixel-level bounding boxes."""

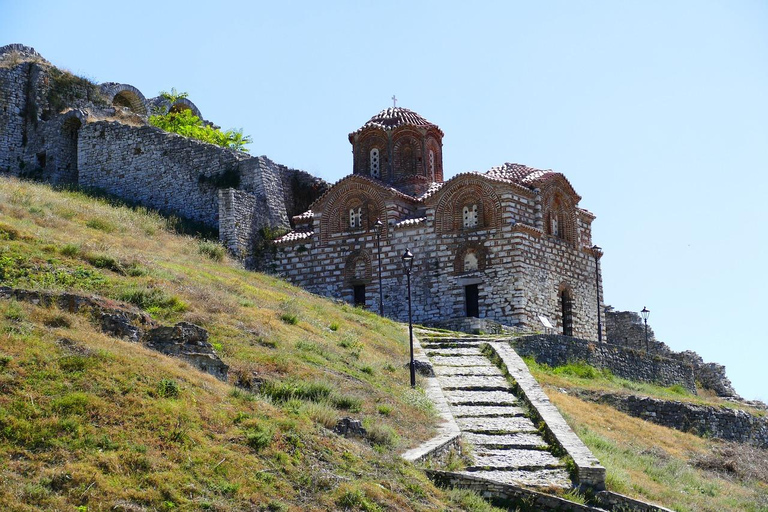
[
  {"left": 640, "top": 306, "right": 650, "bottom": 352},
  {"left": 591, "top": 245, "right": 603, "bottom": 342},
  {"left": 402, "top": 249, "right": 415, "bottom": 388},
  {"left": 373, "top": 219, "right": 384, "bottom": 316}
]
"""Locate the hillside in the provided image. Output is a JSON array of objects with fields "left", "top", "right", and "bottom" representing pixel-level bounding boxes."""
[
  {"left": 1, "top": 176, "right": 766, "bottom": 512},
  {"left": 526, "top": 360, "right": 768, "bottom": 511},
  {"left": 0, "top": 176, "right": 505, "bottom": 511}
]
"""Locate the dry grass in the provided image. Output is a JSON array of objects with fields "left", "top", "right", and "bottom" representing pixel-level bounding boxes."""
[
  {"left": 0, "top": 176, "right": 485, "bottom": 511},
  {"left": 544, "top": 388, "right": 768, "bottom": 511}
]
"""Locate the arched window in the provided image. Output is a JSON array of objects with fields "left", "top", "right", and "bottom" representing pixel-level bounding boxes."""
[
  {"left": 349, "top": 207, "right": 362, "bottom": 229},
  {"left": 463, "top": 251, "right": 479, "bottom": 272},
  {"left": 551, "top": 216, "right": 559, "bottom": 238},
  {"left": 370, "top": 148, "right": 380, "bottom": 178},
  {"left": 428, "top": 150, "right": 435, "bottom": 180},
  {"left": 463, "top": 204, "right": 479, "bottom": 228}
]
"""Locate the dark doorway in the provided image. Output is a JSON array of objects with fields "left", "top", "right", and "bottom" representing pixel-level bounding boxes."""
[
  {"left": 560, "top": 290, "right": 573, "bottom": 336},
  {"left": 465, "top": 284, "right": 479, "bottom": 318},
  {"left": 353, "top": 284, "right": 366, "bottom": 308}
]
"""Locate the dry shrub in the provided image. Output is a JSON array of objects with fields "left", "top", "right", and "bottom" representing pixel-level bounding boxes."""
[{"left": 692, "top": 442, "right": 768, "bottom": 483}]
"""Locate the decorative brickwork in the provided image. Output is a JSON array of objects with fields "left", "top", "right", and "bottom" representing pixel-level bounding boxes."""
[{"left": 276, "top": 107, "right": 604, "bottom": 340}]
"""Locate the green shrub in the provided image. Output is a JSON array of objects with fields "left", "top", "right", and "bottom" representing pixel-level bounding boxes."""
[
  {"left": 329, "top": 321, "right": 339, "bottom": 331},
  {"left": 331, "top": 394, "right": 362, "bottom": 412},
  {"left": 553, "top": 360, "right": 605, "bottom": 380},
  {"left": 58, "top": 355, "right": 90, "bottom": 372},
  {"left": 377, "top": 405, "right": 392, "bottom": 416},
  {"left": 198, "top": 240, "right": 225, "bottom": 261},
  {"left": 85, "top": 218, "right": 116, "bottom": 233},
  {"left": 280, "top": 313, "right": 298, "bottom": 325},
  {"left": 260, "top": 380, "right": 332, "bottom": 403},
  {"left": 0, "top": 355, "right": 11, "bottom": 368},
  {"left": 3, "top": 301, "right": 25, "bottom": 321},
  {"left": 117, "top": 287, "right": 187, "bottom": 313},
  {"left": 158, "top": 379, "right": 180, "bottom": 398},
  {"left": 149, "top": 106, "right": 252, "bottom": 153},
  {"left": 244, "top": 424, "right": 273, "bottom": 451},
  {"left": 59, "top": 243, "right": 80, "bottom": 256},
  {"left": 0, "top": 223, "right": 20, "bottom": 240},
  {"left": 85, "top": 252, "right": 123, "bottom": 273}
]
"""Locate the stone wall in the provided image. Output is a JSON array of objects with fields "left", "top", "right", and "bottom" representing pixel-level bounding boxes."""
[
  {"left": 606, "top": 308, "right": 737, "bottom": 397},
  {"left": 276, "top": 178, "right": 604, "bottom": 340},
  {"left": 77, "top": 121, "right": 290, "bottom": 230},
  {"left": 512, "top": 334, "right": 696, "bottom": 392},
  {"left": 585, "top": 393, "right": 768, "bottom": 447}
]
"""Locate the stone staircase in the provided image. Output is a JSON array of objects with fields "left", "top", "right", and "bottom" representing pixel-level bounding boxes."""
[{"left": 421, "top": 334, "right": 573, "bottom": 489}]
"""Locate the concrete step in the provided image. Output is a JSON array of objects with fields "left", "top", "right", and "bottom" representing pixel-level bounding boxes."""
[
  {"left": 459, "top": 469, "right": 572, "bottom": 489},
  {"left": 434, "top": 365, "right": 503, "bottom": 377},
  {"left": 457, "top": 416, "right": 538, "bottom": 433},
  {"left": 444, "top": 390, "right": 519, "bottom": 405},
  {"left": 463, "top": 432, "right": 549, "bottom": 449},
  {"left": 451, "top": 405, "right": 526, "bottom": 418},
  {"left": 437, "top": 375, "right": 510, "bottom": 390},
  {"left": 430, "top": 355, "right": 490, "bottom": 367},
  {"left": 469, "top": 448, "right": 565, "bottom": 471},
  {"left": 426, "top": 347, "right": 483, "bottom": 357}
]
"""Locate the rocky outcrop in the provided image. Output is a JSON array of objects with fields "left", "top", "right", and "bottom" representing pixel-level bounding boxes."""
[
  {"left": 0, "top": 287, "right": 227, "bottom": 381},
  {"left": 144, "top": 322, "right": 228, "bottom": 381}
]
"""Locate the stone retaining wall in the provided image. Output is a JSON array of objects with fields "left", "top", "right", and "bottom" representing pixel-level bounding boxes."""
[
  {"left": 585, "top": 392, "right": 768, "bottom": 447},
  {"left": 513, "top": 334, "right": 696, "bottom": 393}
]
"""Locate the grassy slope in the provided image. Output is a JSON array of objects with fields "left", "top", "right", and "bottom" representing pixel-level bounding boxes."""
[
  {"left": 0, "top": 177, "right": 507, "bottom": 512},
  {"left": 526, "top": 360, "right": 768, "bottom": 512}
]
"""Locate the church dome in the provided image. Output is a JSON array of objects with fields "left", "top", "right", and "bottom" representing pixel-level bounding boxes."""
[{"left": 355, "top": 107, "right": 443, "bottom": 135}]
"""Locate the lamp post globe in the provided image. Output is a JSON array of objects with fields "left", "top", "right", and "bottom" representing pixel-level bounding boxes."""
[{"left": 640, "top": 306, "right": 650, "bottom": 352}]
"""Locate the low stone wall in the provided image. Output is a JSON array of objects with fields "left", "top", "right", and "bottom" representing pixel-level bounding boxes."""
[
  {"left": 584, "top": 392, "right": 768, "bottom": 447},
  {"left": 486, "top": 342, "right": 606, "bottom": 490},
  {"left": 427, "top": 471, "right": 605, "bottom": 512},
  {"left": 513, "top": 335, "right": 696, "bottom": 393}
]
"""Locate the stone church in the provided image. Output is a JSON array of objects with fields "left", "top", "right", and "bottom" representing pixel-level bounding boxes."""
[{"left": 274, "top": 107, "right": 604, "bottom": 340}]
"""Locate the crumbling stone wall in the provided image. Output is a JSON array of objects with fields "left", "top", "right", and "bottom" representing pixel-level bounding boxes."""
[
  {"left": 606, "top": 307, "right": 737, "bottom": 397},
  {"left": 513, "top": 334, "right": 697, "bottom": 392},
  {"left": 585, "top": 393, "right": 768, "bottom": 447}
]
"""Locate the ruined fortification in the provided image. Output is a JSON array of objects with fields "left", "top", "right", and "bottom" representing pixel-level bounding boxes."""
[{"left": 0, "top": 43, "right": 327, "bottom": 265}]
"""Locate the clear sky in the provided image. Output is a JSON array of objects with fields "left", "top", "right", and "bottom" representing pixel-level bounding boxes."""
[{"left": 2, "top": 1, "right": 766, "bottom": 401}]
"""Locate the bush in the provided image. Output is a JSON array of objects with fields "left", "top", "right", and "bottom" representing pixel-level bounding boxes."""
[
  {"left": 149, "top": 107, "right": 252, "bottom": 153},
  {"left": 198, "top": 240, "right": 225, "bottom": 261},
  {"left": 85, "top": 218, "right": 116, "bottom": 233},
  {"left": 59, "top": 243, "right": 80, "bottom": 256},
  {"left": 552, "top": 360, "right": 608, "bottom": 380},
  {"left": 260, "top": 380, "right": 332, "bottom": 403},
  {"left": 158, "top": 379, "right": 180, "bottom": 398},
  {"left": 85, "top": 252, "right": 123, "bottom": 273},
  {"left": 280, "top": 313, "right": 298, "bottom": 325}
]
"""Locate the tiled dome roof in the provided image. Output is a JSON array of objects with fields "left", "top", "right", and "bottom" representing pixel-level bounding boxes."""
[
  {"left": 485, "top": 162, "right": 557, "bottom": 185},
  {"left": 352, "top": 107, "right": 443, "bottom": 135}
]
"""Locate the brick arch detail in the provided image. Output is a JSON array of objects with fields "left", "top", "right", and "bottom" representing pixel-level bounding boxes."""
[
  {"left": 100, "top": 83, "right": 148, "bottom": 116},
  {"left": 434, "top": 179, "right": 502, "bottom": 234},
  {"left": 543, "top": 188, "right": 578, "bottom": 247},
  {"left": 392, "top": 129, "right": 423, "bottom": 181},
  {"left": 354, "top": 129, "right": 388, "bottom": 177},
  {"left": 320, "top": 182, "right": 388, "bottom": 243},
  {"left": 425, "top": 136, "right": 443, "bottom": 182},
  {"left": 344, "top": 249, "right": 372, "bottom": 285},
  {"left": 453, "top": 241, "right": 489, "bottom": 274}
]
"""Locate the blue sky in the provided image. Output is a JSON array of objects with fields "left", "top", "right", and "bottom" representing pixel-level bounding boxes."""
[{"left": 2, "top": 1, "right": 766, "bottom": 401}]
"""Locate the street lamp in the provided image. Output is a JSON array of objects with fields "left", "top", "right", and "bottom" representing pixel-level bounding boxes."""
[
  {"left": 373, "top": 219, "right": 384, "bottom": 316},
  {"left": 402, "top": 248, "right": 415, "bottom": 388},
  {"left": 640, "top": 306, "right": 650, "bottom": 352},
  {"left": 591, "top": 245, "right": 603, "bottom": 342}
]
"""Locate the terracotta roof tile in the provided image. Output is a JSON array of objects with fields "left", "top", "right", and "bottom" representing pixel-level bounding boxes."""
[{"left": 350, "top": 107, "right": 444, "bottom": 137}]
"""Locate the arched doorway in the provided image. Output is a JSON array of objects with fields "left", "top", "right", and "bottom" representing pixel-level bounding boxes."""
[{"left": 560, "top": 288, "right": 573, "bottom": 336}]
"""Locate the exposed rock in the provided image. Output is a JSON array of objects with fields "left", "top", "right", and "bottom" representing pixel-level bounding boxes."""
[
  {"left": 333, "top": 417, "right": 367, "bottom": 438},
  {"left": 100, "top": 313, "right": 142, "bottom": 342},
  {"left": 412, "top": 359, "right": 435, "bottom": 377},
  {"left": 144, "top": 322, "right": 228, "bottom": 382}
]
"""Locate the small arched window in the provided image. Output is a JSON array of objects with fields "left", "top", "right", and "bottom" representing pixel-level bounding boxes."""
[
  {"left": 370, "top": 148, "right": 380, "bottom": 178},
  {"left": 349, "top": 207, "right": 362, "bottom": 229},
  {"left": 463, "top": 204, "right": 479, "bottom": 228},
  {"left": 428, "top": 150, "right": 435, "bottom": 180},
  {"left": 551, "top": 216, "right": 559, "bottom": 238},
  {"left": 463, "top": 251, "right": 479, "bottom": 272}
]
